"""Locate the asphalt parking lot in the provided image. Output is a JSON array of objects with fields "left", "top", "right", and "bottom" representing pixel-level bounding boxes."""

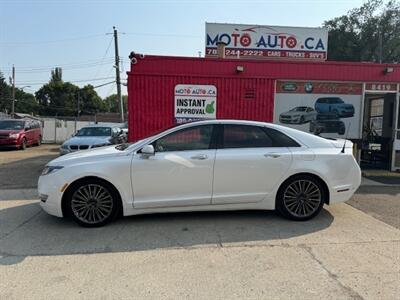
[{"left": 1, "top": 145, "right": 399, "bottom": 299}]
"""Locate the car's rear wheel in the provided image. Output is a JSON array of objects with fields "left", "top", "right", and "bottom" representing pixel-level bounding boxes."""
[
  {"left": 276, "top": 175, "right": 325, "bottom": 221},
  {"left": 66, "top": 179, "right": 120, "bottom": 227}
]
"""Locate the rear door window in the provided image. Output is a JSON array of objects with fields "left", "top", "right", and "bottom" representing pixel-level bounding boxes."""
[{"left": 222, "top": 125, "right": 272, "bottom": 148}]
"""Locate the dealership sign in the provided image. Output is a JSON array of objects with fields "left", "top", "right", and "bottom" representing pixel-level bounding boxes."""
[
  {"left": 174, "top": 84, "right": 217, "bottom": 123},
  {"left": 205, "top": 23, "right": 328, "bottom": 60}
]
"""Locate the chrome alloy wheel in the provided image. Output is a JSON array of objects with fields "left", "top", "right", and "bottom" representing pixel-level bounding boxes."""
[
  {"left": 283, "top": 179, "right": 322, "bottom": 218},
  {"left": 71, "top": 184, "right": 114, "bottom": 224}
]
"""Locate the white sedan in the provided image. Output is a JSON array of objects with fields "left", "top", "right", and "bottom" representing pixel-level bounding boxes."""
[{"left": 38, "top": 120, "right": 361, "bottom": 227}]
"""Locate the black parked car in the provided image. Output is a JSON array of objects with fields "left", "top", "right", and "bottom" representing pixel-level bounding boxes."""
[{"left": 309, "top": 112, "right": 345, "bottom": 135}]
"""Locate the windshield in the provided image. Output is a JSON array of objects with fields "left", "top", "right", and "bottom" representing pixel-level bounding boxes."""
[
  {"left": 290, "top": 107, "right": 307, "bottom": 112},
  {"left": 0, "top": 120, "right": 25, "bottom": 130},
  {"left": 76, "top": 127, "right": 111, "bottom": 137}
]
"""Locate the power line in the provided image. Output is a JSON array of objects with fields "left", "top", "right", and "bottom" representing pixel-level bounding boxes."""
[
  {"left": 13, "top": 61, "right": 116, "bottom": 74},
  {"left": 0, "top": 34, "right": 107, "bottom": 46},
  {"left": 17, "top": 76, "right": 116, "bottom": 85},
  {"left": 0, "top": 57, "right": 118, "bottom": 71},
  {"left": 93, "top": 36, "right": 114, "bottom": 79},
  {"left": 124, "top": 32, "right": 201, "bottom": 38}
]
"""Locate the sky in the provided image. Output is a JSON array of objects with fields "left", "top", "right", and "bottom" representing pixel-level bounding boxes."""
[{"left": 0, "top": 0, "right": 366, "bottom": 98}]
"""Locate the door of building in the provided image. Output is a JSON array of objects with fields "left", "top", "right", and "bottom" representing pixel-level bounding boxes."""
[
  {"left": 361, "top": 83, "right": 398, "bottom": 170},
  {"left": 392, "top": 87, "right": 400, "bottom": 171}
]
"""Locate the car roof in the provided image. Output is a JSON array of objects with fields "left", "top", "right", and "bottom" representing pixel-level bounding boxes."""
[{"left": 80, "top": 123, "right": 121, "bottom": 129}]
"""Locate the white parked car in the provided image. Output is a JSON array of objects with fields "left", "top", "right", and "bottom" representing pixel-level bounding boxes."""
[
  {"left": 279, "top": 106, "right": 318, "bottom": 124},
  {"left": 38, "top": 120, "right": 361, "bottom": 227}
]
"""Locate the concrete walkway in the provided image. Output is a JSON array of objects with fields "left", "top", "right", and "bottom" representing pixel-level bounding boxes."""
[{"left": 1, "top": 191, "right": 399, "bottom": 299}]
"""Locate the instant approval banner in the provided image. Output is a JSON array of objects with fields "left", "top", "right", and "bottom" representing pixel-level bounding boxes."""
[{"left": 175, "top": 84, "right": 217, "bottom": 124}]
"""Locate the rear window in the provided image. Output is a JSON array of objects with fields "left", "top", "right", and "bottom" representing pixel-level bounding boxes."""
[{"left": 263, "top": 128, "right": 301, "bottom": 147}]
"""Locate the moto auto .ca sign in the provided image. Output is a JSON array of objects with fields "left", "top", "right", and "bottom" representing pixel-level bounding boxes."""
[{"left": 206, "top": 23, "right": 328, "bottom": 60}]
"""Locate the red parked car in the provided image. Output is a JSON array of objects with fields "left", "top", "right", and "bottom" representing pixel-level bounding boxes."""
[{"left": 0, "top": 119, "right": 42, "bottom": 150}]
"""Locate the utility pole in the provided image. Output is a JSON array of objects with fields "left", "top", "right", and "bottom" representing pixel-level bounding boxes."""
[
  {"left": 77, "top": 90, "right": 80, "bottom": 119},
  {"left": 11, "top": 65, "right": 15, "bottom": 118},
  {"left": 378, "top": 30, "right": 383, "bottom": 64},
  {"left": 113, "top": 26, "right": 124, "bottom": 122}
]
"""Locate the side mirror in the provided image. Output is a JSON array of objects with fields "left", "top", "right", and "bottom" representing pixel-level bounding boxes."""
[{"left": 141, "top": 145, "right": 155, "bottom": 156}]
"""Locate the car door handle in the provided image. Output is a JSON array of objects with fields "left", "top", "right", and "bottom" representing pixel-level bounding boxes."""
[
  {"left": 264, "top": 153, "right": 281, "bottom": 158},
  {"left": 191, "top": 154, "right": 208, "bottom": 160}
]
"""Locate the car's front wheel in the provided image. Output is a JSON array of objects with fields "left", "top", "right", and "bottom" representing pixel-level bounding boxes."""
[
  {"left": 276, "top": 175, "right": 325, "bottom": 221},
  {"left": 65, "top": 179, "right": 120, "bottom": 227},
  {"left": 36, "top": 135, "right": 42, "bottom": 146},
  {"left": 20, "top": 138, "right": 27, "bottom": 150}
]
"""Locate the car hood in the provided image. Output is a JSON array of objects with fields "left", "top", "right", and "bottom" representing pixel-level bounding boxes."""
[
  {"left": 50, "top": 145, "right": 124, "bottom": 165},
  {"left": 63, "top": 136, "right": 111, "bottom": 146},
  {"left": 281, "top": 111, "right": 304, "bottom": 116}
]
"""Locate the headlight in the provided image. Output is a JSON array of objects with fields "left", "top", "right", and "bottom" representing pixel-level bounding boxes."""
[
  {"left": 9, "top": 133, "right": 19, "bottom": 139},
  {"left": 41, "top": 166, "right": 64, "bottom": 176},
  {"left": 61, "top": 144, "right": 68, "bottom": 149}
]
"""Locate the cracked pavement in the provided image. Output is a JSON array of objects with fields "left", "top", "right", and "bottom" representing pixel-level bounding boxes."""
[{"left": 1, "top": 145, "right": 399, "bottom": 299}]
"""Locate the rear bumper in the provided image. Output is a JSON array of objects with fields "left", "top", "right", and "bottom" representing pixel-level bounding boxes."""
[
  {"left": 328, "top": 160, "right": 361, "bottom": 204},
  {"left": 329, "top": 184, "right": 358, "bottom": 204}
]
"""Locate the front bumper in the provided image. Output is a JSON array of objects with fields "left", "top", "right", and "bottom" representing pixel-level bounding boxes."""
[
  {"left": 0, "top": 138, "right": 19, "bottom": 148},
  {"left": 338, "top": 111, "right": 354, "bottom": 118},
  {"left": 279, "top": 116, "right": 301, "bottom": 124},
  {"left": 38, "top": 174, "right": 66, "bottom": 217}
]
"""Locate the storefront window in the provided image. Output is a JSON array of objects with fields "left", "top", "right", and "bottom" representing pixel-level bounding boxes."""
[{"left": 369, "top": 98, "right": 384, "bottom": 136}]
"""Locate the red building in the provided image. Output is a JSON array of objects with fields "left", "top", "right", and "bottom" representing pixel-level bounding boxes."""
[{"left": 127, "top": 54, "right": 400, "bottom": 171}]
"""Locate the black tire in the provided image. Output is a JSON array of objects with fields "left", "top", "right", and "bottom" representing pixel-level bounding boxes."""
[
  {"left": 20, "top": 138, "right": 27, "bottom": 150},
  {"left": 36, "top": 135, "right": 42, "bottom": 146},
  {"left": 65, "top": 178, "right": 121, "bottom": 227},
  {"left": 299, "top": 116, "right": 305, "bottom": 124},
  {"left": 276, "top": 175, "right": 326, "bottom": 221}
]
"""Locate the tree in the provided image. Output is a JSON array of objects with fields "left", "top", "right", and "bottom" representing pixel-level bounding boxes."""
[
  {"left": 14, "top": 88, "right": 39, "bottom": 115},
  {"left": 35, "top": 69, "right": 107, "bottom": 116},
  {"left": 35, "top": 80, "right": 79, "bottom": 116},
  {"left": 79, "top": 84, "right": 107, "bottom": 115},
  {"left": 103, "top": 94, "right": 127, "bottom": 113},
  {"left": 0, "top": 70, "right": 12, "bottom": 112},
  {"left": 51, "top": 67, "right": 62, "bottom": 82},
  {"left": 323, "top": 0, "right": 400, "bottom": 63}
]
